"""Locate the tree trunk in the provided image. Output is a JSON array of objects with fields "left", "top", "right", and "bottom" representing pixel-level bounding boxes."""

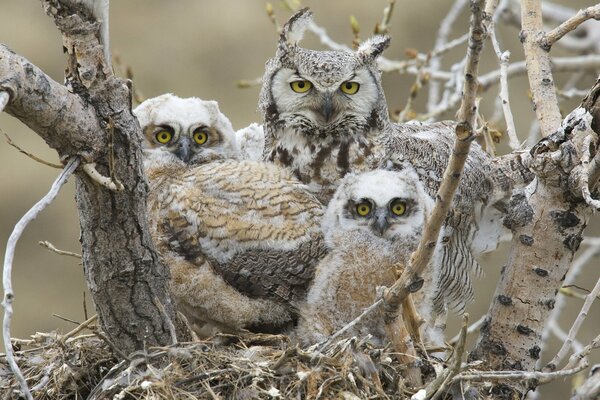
[{"left": 0, "top": 0, "right": 176, "bottom": 355}]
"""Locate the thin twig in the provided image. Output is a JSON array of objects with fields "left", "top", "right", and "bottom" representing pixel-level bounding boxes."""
[
  {"left": 546, "top": 262, "right": 600, "bottom": 370},
  {"left": 454, "top": 360, "right": 588, "bottom": 384},
  {"left": 565, "top": 333, "right": 600, "bottom": 371},
  {"left": 428, "top": 0, "right": 469, "bottom": 112},
  {"left": 62, "top": 315, "right": 98, "bottom": 342},
  {"left": 542, "top": 4, "right": 600, "bottom": 50},
  {"left": 38, "top": 240, "right": 82, "bottom": 259},
  {"left": 0, "top": 90, "right": 9, "bottom": 112},
  {"left": 4, "top": 133, "right": 63, "bottom": 168},
  {"left": 2, "top": 157, "right": 80, "bottom": 400},
  {"left": 488, "top": 17, "right": 520, "bottom": 150},
  {"left": 449, "top": 314, "right": 486, "bottom": 345},
  {"left": 316, "top": 299, "right": 383, "bottom": 352},
  {"left": 425, "top": 314, "right": 469, "bottom": 399},
  {"left": 155, "top": 296, "right": 177, "bottom": 345},
  {"left": 382, "top": 0, "right": 486, "bottom": 320},
  {"left": 82, "top": 162, "right": 124, "bottom": 191},
  {"left": 540, "top": 238, "right": 600, "bottom": 367}
]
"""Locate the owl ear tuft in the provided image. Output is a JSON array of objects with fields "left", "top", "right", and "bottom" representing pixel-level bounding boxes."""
[
  {"left": 356, "top": 35, "right": 390, "bottom": 64},
  {"left": 278, "top": 8, "right": 313, "bottom": 54}
]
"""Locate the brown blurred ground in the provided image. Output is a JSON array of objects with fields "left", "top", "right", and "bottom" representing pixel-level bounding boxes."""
[{"left": 1, "top": 1, "right": 599, "bottom": 398}]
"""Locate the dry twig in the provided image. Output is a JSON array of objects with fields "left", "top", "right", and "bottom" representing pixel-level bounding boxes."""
[
  {"left": 38, "top": 241, "right": 82, "bottom": 259},
  {"left": 2, "top": 157, "right": 80, "bottom": 400},
  {"left": 4, "top": 133, "right": 63, "bottom": 169},
  {"left": 382, "top": 0, "right": 486, "bottom": 322},
  {"left": 542, "top": 4, "right": 600, "bottom": 50},
  {"left": 521, "top": 0, "right": 562, "bottom": 137}
]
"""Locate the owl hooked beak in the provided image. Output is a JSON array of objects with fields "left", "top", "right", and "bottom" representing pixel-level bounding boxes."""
[
  {"left": 373, "top": 213, "right": 390, "bottom": 236},
  {"left": 322, "top": 93, "right": 334, "bottom": 123},
  {"left": 174, "top": 136, "right": 192, "bottom": 163}
]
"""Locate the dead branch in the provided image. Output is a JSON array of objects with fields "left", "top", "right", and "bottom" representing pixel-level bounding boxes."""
[
  {"left": 4, "top": 133, "right": 63, "bottom": 168},
  {"left": 0, "top": 0, "right": 177, "bottom": 357},
  {"left": 430, "top": 314, "right": 468, "bottom": 400},
  {"left": 382, "top": 0, "right": 486, "bottom": 322},
  {"left": 469, "top": 88, "right": 599, "bottom": 396},
  {"left": 38, "top": 240, "right": 82, "bottom": 259},
  {"left": 487, "top": 7, "right": 520, "bottom": 150},
  {"left": 0, "top": 45, "right": 105, "bottom": 162},
  {"left": 547, "top": 275, "right": 600, "bottom": 370},
  {"left": 2, "top": 157, "right": 80, "bottom": 400},
  {"left": 521, "top": 0, "right": 562, "bottom": 137},
  {"left": 542, "top": 4, "right": 600, "bottom": 50},
  {"left": 427, "top": 0, "right": 469, "bottom": 112}
]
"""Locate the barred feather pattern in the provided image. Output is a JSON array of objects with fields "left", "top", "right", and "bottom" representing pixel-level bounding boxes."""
[{"left": 146, "top": 159, "right": 327, "bottom": 334}]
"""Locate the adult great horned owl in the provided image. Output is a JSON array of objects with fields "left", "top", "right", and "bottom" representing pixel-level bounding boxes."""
[
  {"left": 296, "top": 169, "right": 440, "bottom": 346},
  {"left": 135, "top": 95, "right": 326, "bottom": 335},
  {"left": 259, "top": 9, "right": 510, "bottom": 313}
]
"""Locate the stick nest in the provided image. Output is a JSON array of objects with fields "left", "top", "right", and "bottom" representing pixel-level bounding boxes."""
[{"left": 0, "top": 327, "right": 444, "bottom": 399}]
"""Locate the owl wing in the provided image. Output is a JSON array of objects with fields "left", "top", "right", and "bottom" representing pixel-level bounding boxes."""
[
  {"left": 380, "top": 121, "right": 499, "bottom": 313},
  {"left": 155, "top": 160, "right": 327, "bottom": 306}
]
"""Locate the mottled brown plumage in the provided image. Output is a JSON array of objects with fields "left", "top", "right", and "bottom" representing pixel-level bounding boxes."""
[
  {"left": 146, "top": 159, "right": 327, "bottom": 335},
  {"left": 259, "top": 9, "right": 511, "bottom": 314}
]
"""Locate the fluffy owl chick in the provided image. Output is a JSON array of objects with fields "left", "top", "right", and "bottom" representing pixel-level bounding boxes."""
[
  {"left": 146, "top": 159, "right": 327, "bottom": 336},
  {"left": 235, "top": 122, "right": 265, "bottom": 161},
  {"left": 259, "top": 8, "right": 519, "bottom": 314},
  {"left": 134, "top": 93, "right": 239, "bottom": 167},
  {"left": 296, "top": 169, "right": 442, "bottom": 347}
]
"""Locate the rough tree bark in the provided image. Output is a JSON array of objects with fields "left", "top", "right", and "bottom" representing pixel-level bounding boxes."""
[
  {"left": 0, "top": 0, "right": 176, "bottom": 355},
  {"left": 469, "top": 63, "right": 600, "bottom": 400}
]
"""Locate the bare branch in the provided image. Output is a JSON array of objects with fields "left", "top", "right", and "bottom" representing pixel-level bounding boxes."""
[
  {"left": 454, "top": 360, "right": 588, "bottom": 384},
  {"left": 38, "top": 240, "right": 82, "bottom": 259},
  {"left": 546, "top": 262, "right": 600, "bottom": 370},
  {"left": 542, "top": 4, "right": 600, "bottom": 50},
  {"left": 430, "top": 314, "right": 468, "bottom": 400},
  {"left": 382, "top": 0, "right": 486, "bottom": 318},
  {"left": 488, "top": 18, "right": 520, "bottom": 150},
  {"left": 4, "top": 133, "right": 63, "bottom": 168},
  {"left": 0, "top": 45, "right": 105, "bottom": 162},
  {"left": 427, "top": 0, "right": 469, "bottom": 112},
  {"left": 2, "top": 157, "right": 80, "bottom": 400},
  {"left": 82, "top": 163, "right": 124, "bottom": 192},
  {"left": 521, "top": 0, "right": 562, "bottom": 137}
]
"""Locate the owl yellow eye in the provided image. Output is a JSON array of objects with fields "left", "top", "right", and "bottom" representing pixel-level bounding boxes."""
[
  {"left": 356, "top": 202, "right": 371, "bottom": 217},
  {"left": 193, "top": 130, "right": 208, "bottom": 145},
  {"left": 340, "top": 81, "right": 360, "bottom": 95},
  {"left": 155, "top": 130, "right": 172, "bottom": 144},
  {"left": 390, "top": 199, "right": 407, "bottom": 216},
  {"left": 290, "top": 80, "right": 312, "bottom": 93}
]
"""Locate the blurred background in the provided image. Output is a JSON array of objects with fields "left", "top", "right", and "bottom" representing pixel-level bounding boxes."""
[{"left": 0, "top": 1, "right": 599, "bottom": 398}]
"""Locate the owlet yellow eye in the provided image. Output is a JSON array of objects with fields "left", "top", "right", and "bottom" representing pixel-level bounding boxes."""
[
  {"left": 193, "top": 130, "right": 208, "bottom": 145},
  {"left": 155, "top": 130, "right": 172, "bottom": 144},
  {"left": 290, "top": 80, "right": 312, "bottom": 93},
  {"left": 340, "top": 81, "right": 360, "bottom": 95},
  {"left": 390, "top": 199, "right": 407, "bottom": 216},
  {"left": 356, "top": 202, "right": 371, "bottom": 217}
]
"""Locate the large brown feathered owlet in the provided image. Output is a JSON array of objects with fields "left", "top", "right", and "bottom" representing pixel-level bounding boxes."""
[{"left": 135, "top": 95, "right": 327, "bottom": 336}]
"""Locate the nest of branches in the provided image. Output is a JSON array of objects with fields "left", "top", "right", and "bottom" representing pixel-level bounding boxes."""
[{"left": 0, "top": 325, "right": 451, "bottom": 400}]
